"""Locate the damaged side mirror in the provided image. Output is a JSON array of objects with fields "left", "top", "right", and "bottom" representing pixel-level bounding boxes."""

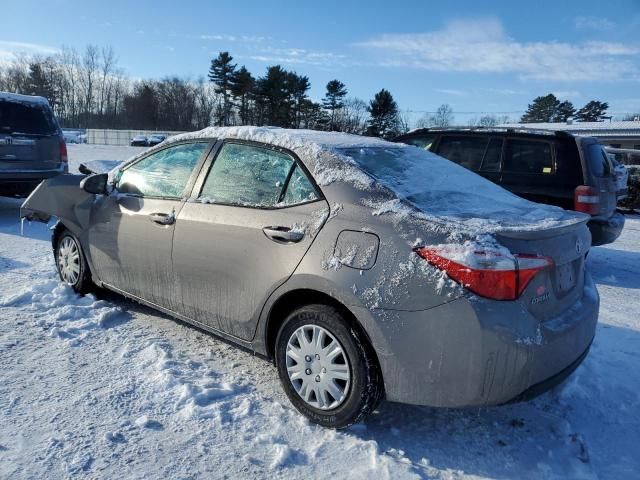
[{"left": 80, "top": 173, "right": 109, "bottom": 195}]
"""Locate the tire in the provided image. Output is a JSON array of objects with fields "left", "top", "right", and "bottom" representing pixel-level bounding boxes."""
[
  {"left": 54, "top": 230, "right": 92, "bottom": 294},
  {"left": 275, "top": 304, "right": 383, "bottom": 429}
]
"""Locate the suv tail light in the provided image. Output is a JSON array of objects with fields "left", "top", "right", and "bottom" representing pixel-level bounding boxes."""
[
  {"left": 574, "top": 185, "right": 599, "bottom": 215},
  {"left": 59, "top": 140, "right": 68, "bottom": 164},
  {"left": 414, "top": 246, "right": 553, "bottom": 301}
]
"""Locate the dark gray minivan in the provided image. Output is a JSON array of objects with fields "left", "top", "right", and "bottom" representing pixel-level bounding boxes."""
[
  {"left": 0, "top": 92, "right": 68, "bottom": 197},
  {"left": 395, "top": 128, "right": 624, "bottom": 245}
]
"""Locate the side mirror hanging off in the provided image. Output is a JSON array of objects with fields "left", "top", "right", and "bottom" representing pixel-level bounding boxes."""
[{"left": 80, "top": 173, "right": 109, "bottom": 195}]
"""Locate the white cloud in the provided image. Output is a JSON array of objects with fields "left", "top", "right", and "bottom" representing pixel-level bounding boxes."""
[
  {"left": 246, "top": 47, "right": 347, "bottom": 67},
  {"left": 434, "top": 88, "right": 468, "bottom": 96},
  {"left": 575, "top": 16, "right": 615, "bottom": 31},
  {"left": 197, "top": 34, "right": 267, "bottom": 43},
  {"left": 355, "top": 18, "right": 640, "bottom": 82},
  {"left": 0, "top": 41, "right": 59, "bottom": 62}
]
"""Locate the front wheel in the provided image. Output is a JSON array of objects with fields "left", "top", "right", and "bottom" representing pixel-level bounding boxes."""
[
  {"left": 55, "top": 230, "right": 92, "bottom": 294},
  {"left": 275, "top": 304, "right": 383, "bottom": 429}
]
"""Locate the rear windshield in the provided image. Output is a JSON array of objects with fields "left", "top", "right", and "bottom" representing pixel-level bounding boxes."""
[
  {"left": 0, "top": 100, "right": 57, "bottom": 135},
  {"left": 335, "top": 146, "right": 580, "bottom": 229},
  {"left": 585, "top": 143, "right": 612, "bottom": 177}
]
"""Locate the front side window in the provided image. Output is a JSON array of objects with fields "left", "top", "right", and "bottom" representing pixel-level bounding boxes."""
[
  {"left": 437, "top": 136, "right": 489, "bottom": 170},
  {"left": 503, "top": 139, "right": 553, "bottom": 174},
  {"left": 117, "top": 142, "right": 207, "bottom": 198},
  {"left": 199, "top": 143, "right": 318, "bottom": 207}
]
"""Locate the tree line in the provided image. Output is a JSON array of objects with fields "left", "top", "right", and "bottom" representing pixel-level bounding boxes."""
[
  {"left": 0, "top": 45, "right": 626, "bottom": 136},
  {"left": 0, "top": 47, "right": 408, "bottom": 138}
]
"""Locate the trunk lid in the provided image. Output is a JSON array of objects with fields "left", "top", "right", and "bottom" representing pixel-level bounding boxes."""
[{"left": 496, "top": 218, "right": 591, "bottom": 321}]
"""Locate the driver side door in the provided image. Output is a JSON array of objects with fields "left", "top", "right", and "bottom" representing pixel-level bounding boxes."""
[{"left": 88, "top": 141, "right": 211, "bottom": 309}]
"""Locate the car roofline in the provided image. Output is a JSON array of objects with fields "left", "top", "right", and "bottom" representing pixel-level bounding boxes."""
[{"left": 398, "top": 126, "right": 575, "bottom": 139}]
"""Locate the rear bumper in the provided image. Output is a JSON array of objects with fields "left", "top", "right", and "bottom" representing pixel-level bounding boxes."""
[
  {"left": 356, "top": 272, "right": 599, "bottom": 407},
  {"left": 588, "top": 211, "right": 625, "bottom": 246}
]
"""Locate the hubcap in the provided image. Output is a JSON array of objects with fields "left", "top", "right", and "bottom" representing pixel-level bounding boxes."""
[
  {"left": 57, "top": 236, "right": 81, "bottom": 286},
  {"left": 285, "top": 325, "right": 351, "bottom": 410}
]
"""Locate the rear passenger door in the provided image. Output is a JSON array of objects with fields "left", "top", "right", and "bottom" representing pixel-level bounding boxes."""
[{"left": 171, "top": 141, "right": 329, "bottom": 340}]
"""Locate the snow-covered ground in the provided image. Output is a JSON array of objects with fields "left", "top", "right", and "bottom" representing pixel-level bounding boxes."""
[{"left": 0, "top": 144, "right": 639, "bottom": 479}]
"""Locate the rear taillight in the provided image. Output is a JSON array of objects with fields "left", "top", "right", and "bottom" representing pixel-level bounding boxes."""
[
  {"left": 59, "top": 140, "right": 68, "bottom": 164},
  {"left": 574, "top": 185, "right": 599, "bottom": 215},
  {"left": 415, "top": 246, "right": 553, "bottom": 301}
]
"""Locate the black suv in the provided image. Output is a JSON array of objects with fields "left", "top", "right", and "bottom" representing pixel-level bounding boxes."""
[
  {"left": 1, "top": 92, "right": 68, "bottom": 197},
  {"left": 394, "top": 128, "right": 624, "bottom": 246}
]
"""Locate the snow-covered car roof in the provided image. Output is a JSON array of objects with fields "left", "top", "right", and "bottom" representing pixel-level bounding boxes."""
[{"left": 170, "top": 126, "right": 397, "bottom": 154}]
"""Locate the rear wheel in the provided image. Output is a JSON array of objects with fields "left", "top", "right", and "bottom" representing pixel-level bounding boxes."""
[
  {"left": 55, "top": 230, "right": 92, "bottom": 294},
  {"left": 275, "top": 304, "right": 383, "bottom": 429}
]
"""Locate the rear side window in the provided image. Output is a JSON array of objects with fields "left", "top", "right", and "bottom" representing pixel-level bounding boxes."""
[
  {"left": 403, "top": 134, "right": 437, "bottom": 150},
  {"left": 282, "top": 165, "right": 319, "bottom": 205},
  {"left": 585, "top": 143, "right": 612, "bottom": 177},
  {"left": 504, "top": 139, "right": 552, "bottom": 174},
  {"left": 199, "top": 143, "right": 318, "bottom": 207},
  {"left": 437, "top": 136, "right": 489, "bottom": 170},
  {"left": 0, "top": 100, "right": 57, "bottom": 135}
]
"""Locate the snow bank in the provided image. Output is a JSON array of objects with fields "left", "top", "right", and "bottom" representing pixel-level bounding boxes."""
[{"left": 0, "top": 278, "right": 124, "bottom": 345}]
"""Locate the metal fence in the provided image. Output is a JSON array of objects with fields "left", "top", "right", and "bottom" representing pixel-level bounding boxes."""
[{"left": 86, "top": 129, "right": 188, "bottom": 146}]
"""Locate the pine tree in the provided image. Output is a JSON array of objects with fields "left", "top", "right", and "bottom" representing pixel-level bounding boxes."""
[
  {"left": 208, "top": 52, "right": 236, "bottom": 126},
  {"left": 575, "top": 100, "right": 609, "bottom": 122},
  {"left": 230, "top": 66, "right": 255, "bottom": 125},
  {"left": 366, "top": 88, "right": 399, "bottom": 139},
  {"left": 256, "top": 66, "right": 292, "bottom": 127},
  {"left": 552, "top": 100, "right": 576, "bottom": 122},
  {"left": 322, "top": 80, "right": 347, "bottom": 130},
  {"left": 520, "top": 94, "right": 560, "bottom": 123},
  {"left": 288, "top": 72, "right": 311, "bottom": 128},
  {"left": 27, "top": 62, "right": 56, "bottom": 104}
]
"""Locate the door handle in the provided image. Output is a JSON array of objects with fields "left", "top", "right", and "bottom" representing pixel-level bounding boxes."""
[
  {"left": 262, "top": 226, "right": 304, "bottom": 244},
  {"left": 149, "top": 212, "right": 175, "bottom": 225}
]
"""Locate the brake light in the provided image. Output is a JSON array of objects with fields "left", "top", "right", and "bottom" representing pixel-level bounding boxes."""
[
  {"left": 574, "top": 185, "right": 599, "bottom": 215},
  {"left": 59, "top": 140, "right": 68, "bottom": 164},
  {"left": 414, "top": 246, "right": 553, "bottom": 301}
]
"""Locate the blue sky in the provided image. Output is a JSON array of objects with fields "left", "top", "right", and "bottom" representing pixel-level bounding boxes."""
[{"left": 2, "top": 0, "right": 640, "bottom": 123}]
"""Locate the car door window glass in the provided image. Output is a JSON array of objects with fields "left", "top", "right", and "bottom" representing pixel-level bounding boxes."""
[
  {"left": 437, "top": 136, "right": 489, "bottom": 170},
  {"left": 199, "top": 143, "right": 295, "bottom": 207},
  {"left": 480, "top": 137, "right": 502, "bottom": 171},
  {"left": 117, "top": 142, "right": 207, "bottom": 198},
  {"left": 281, "top": 165, "right": 319, "bottom": 205},
  {"left": 585, "top": 144, "right": 612, "bottom": 177},
  {"left": 504, "top": 140, "right": 552, "bottom": 174},
  {"left": 404, "top": 134, "right": 437, "bottom": 150}
]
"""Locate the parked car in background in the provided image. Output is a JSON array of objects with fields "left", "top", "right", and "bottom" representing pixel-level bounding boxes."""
[
  {"left": 148, "top": 134, "right": 167, "bottom": 146},
  {"left": 607, "top": 147, "right": 640, "bottom": 210},
  {"left": 395, "top": 128, "right": 624, "bottom": 246},
  {"left": 0, "top": 92, "right": 68, "bottom": 197},
  {"left": 130, "top": 135, "right": 149, "bottom": 147},
  {"left": 62, "top": 129, "right": 85, "bottom": 144},
  {"left": 21, "top": 127, "right": 598, "bottom": 428}
]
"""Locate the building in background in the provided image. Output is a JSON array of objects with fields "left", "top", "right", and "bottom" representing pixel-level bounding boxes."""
[{"left": 500, "top": 120, "right": 640, "bottom": 149}]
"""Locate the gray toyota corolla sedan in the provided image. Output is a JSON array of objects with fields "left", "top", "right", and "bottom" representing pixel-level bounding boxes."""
[{"left": 21, "top": 127, "right": 599, "bottom": 428}]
